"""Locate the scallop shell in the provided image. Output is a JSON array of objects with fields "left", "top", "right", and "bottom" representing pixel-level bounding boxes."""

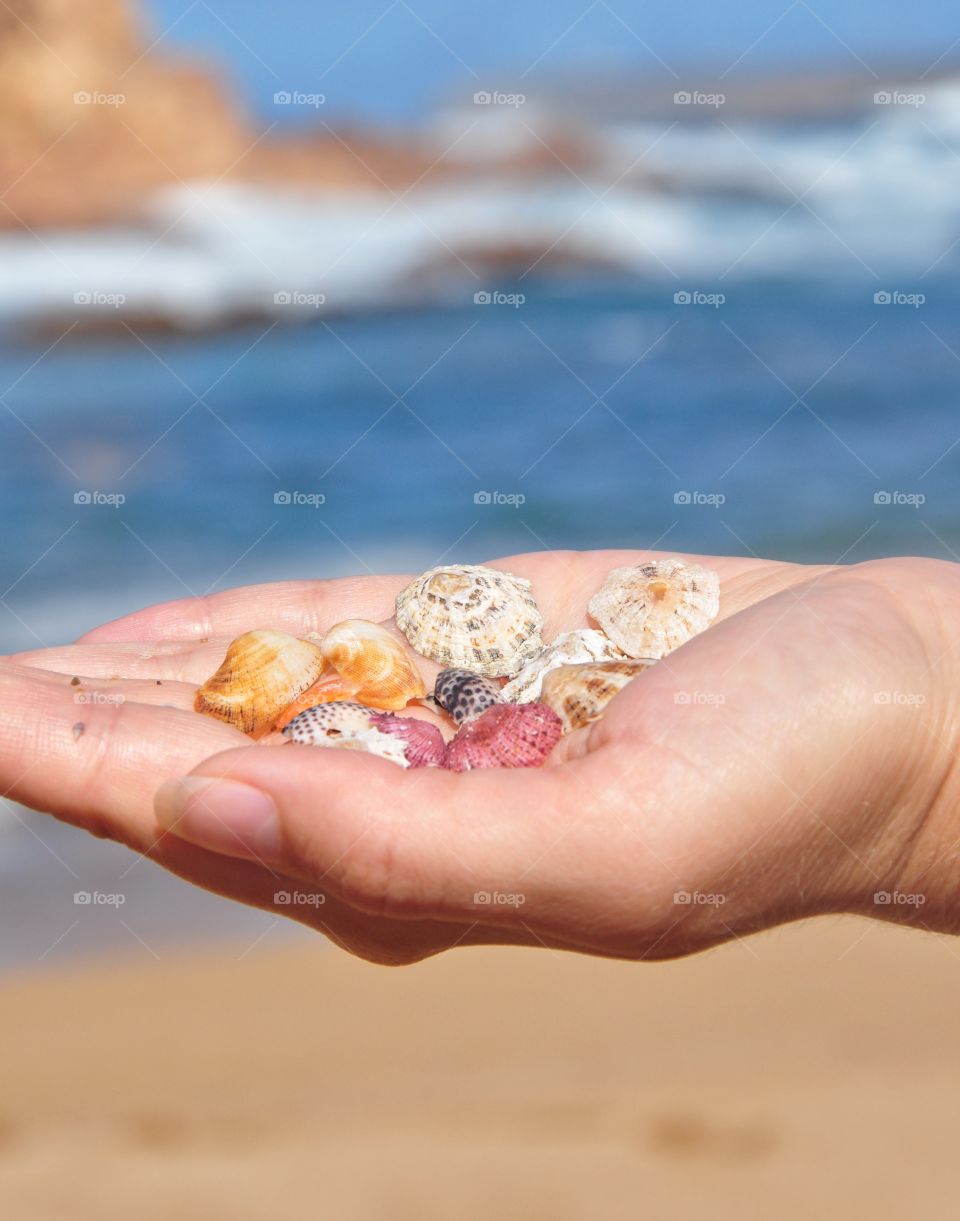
[
  {"left": 443, "top": 702, "right": 562, "bottom": 772},
  {"left": 540, "top": 659, "right": 655, "bottom": 734},
  {"left": 500, "top": 628, "right": 629, "bottom": 704},
  {"left": 282, "top": 701, "right": 410, "bottom": 767},
  {"left": 194, "top": 630, "right": 326, "bottom": 738},
  {"left": 588, "top": 558, "right": 720, "bottom": 659},
  {"left": 395, "top": 564, "right": 543, "bottom": 678},
  {"left": 368, "top": 712, "right": 446, "bottom": 767},
  {"left": 320, "top": 619, "right": 426, "bottom": 710},
  {"left": 432, "top": 668, "right": 502, "bottom": 724}
]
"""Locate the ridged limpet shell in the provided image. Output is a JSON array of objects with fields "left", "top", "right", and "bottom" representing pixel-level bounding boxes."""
[
  {"left": 395, "top": 564, "right": 544, "bottom": 678},
  {"left": 588, "top": 558, "right": 719, "bottom": 659}
]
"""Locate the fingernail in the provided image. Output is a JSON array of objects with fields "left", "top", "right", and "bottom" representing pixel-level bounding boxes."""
[{"left": 155, "top": 777, "right": 281, "bottom": 861}]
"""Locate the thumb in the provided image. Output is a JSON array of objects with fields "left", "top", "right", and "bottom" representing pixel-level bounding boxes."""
[{"left": 154, "top": 745, "right": 579, "bottom": 924}]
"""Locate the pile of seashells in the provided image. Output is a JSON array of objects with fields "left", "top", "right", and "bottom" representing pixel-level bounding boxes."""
[{"left": 194, "top": 558, "right": 720, "bottom": 771}]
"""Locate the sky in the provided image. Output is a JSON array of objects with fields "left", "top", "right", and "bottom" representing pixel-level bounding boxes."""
[{"left": 143, "top": 0, "right": 959, "bottom": 124}]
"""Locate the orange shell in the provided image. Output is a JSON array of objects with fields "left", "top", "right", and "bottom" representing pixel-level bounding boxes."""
[
  {"left": 319, "top": 619, "right": 426, "bottom": 711},
  {"left": 194, "top": 630, "right": 326, "bottom": 738}
]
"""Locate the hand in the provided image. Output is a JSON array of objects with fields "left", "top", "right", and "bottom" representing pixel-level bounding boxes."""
[{"left": 4, "top": 550, "right": 959, "bottom": 964}]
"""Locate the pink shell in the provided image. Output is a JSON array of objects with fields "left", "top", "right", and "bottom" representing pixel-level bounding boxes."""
[
  {"left": 368, "top": 712, "right": 446, "bottom": 768},
  {"left": 443, "top": 702, "right": 562, "bottom": 772}
]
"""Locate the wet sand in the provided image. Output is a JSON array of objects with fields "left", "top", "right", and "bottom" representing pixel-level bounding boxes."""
[{"left": 1, "top": 918, "right": 958, "bottom": 1219}]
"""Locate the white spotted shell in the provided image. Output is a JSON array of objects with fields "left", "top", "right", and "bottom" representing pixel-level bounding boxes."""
[
  {"left": 395, "top": 564, "right": 544, "bottom": 678},
  {"left": 588, "top": 558, "right": 719, "bottom": 659},
  {"left": 500, "top": 628, "right": 629, "bottom": 704}
]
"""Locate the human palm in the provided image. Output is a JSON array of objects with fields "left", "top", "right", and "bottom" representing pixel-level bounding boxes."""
[{"left": 2, "top": 550, "right": 956, "bottom": 963}]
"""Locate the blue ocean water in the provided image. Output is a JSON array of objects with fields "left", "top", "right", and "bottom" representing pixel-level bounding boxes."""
[{"left": 0, "top": 273, "right": 957, "bottom": 653}]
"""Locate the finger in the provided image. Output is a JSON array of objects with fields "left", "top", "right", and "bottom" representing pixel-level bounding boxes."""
[
  {"left": 10, "top": 639, "right": 236, "bottom": 684},
  {"left": 79, "top": 576, "right": 410, "bottom": 643},
  {"left": 153, "top": 742, "right": 613, "bottom": 933},
  {"left": 0, "top": 664, "right": 534, "bottom": 963}
]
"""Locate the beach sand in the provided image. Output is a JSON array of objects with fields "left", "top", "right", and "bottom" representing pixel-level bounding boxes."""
[{"left": 1, "top": 919, "right": 957, "bottom": 1220}]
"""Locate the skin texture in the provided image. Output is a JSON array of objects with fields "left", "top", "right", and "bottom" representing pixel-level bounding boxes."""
[{"left": 2, "top": 548, "right": 960, "bottom": 966}]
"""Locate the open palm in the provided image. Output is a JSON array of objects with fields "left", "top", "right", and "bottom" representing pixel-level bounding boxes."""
[{"left": 2, "top": 550, "right": 955, "bottom": 963}]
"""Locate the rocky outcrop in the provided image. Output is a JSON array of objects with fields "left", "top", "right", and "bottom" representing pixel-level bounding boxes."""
[{"left": 0, "top": 0, "right": 443, "bottom": 228}]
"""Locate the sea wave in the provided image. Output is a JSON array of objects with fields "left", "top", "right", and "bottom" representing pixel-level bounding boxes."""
[{"left": 0, "top": 82, "right": 958, "bottom": 329}]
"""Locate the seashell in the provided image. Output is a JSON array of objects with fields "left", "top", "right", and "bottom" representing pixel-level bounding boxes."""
[
  {"left": 540, "top": 659, "right": 656, "bottom": 734},
  {"left": 368, "top": 712, "right": 446, "bottom": 768},
  {"left": 194, "top": 630, "right": 326, "bottom": 738},
  {"left": 432, "top": 668, "right": 502, "bottom": 724},
  {"left": 320, "top": 619, "right": 426, "bottom": 711},
  {"left": 282, "top": 701, "right": 410, "bottom": 767},
  {"left": 443, "top": 702, "right": 562, "bottom": 772},
  {"left": 395, "top": 564, "right": 544, "bottom": 678},
  {"left": 500, "top": 628, "right": 628, "bottom": 704},
  {"left": 588, "top": 558, "right": 720, "bottom": 659}
]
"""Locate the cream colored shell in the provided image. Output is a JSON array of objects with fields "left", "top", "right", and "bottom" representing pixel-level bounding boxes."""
[
  {"left": 588, "top": 558, "right": 719, "bottom": 659},
  {"left": 541, "top": 658, "right": 655, "bottom": 734},
  {"left": 500, "top": 628, "right": 628, "bottom": 704},
  {"left": 395, "top": 564, "right": 544, "bottom": 678}
]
